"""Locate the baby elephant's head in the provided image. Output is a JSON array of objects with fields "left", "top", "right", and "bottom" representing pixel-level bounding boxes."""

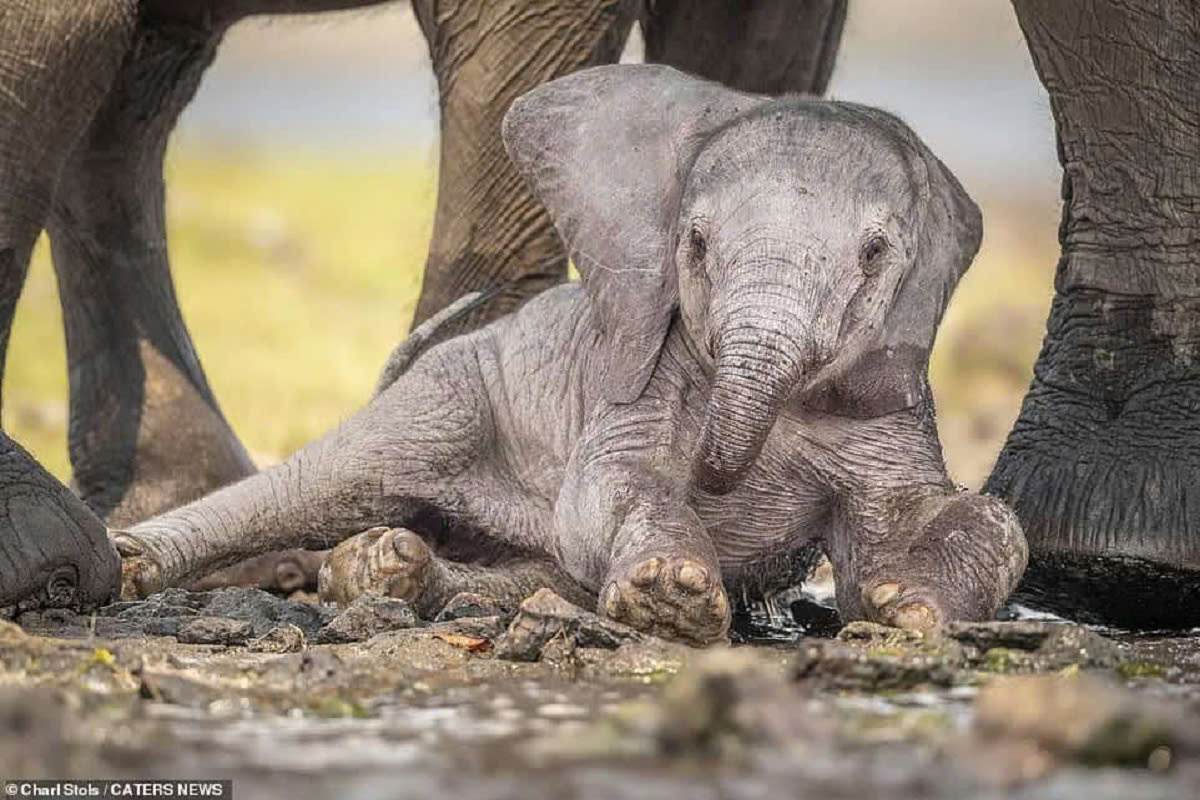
[{"left": 504, "top": 65, "right": 980, "bottom": 493}]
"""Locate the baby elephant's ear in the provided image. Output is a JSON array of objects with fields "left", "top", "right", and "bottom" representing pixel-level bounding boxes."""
[
  {"left": 805, "top": 133, "right": 982, "bottom": 419},
  {"left": 503, "top": 64, "right": 764, "bottom": 403}
]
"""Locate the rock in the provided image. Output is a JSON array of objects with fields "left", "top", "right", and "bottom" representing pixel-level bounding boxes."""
[
  {"left": 176, "top": 616, "right": 253, "bottom": 646},
  {"left": 99, "top": 587, "right": 336, "bottom": 640},
  {"left": 248, "top": 624, "right": 307, "bottom": 654},
  {"left": 435, "top": 592, "right": 512, "bottom": 623},
  {"left": 538, "top": 633, "right": 580, "bottom": 676},
  {"left": 948, "top": 620, "right": 1122, "bottom": 671},
  {"left": 947, "top": 620, "right": 1059, "bottom": 652},
  {"left": 317, "top": 594, "right": 421, "bottom": 644},
  {"left": 971, "top": 674, "right": 1195, "bottom": 771},
  {"left": 582, "top": 639, "right": 689, "bottom": 682},
  {"left": 837, "top": 620, "right": 927, "bottom": 645},
  {"left": 199, "top": 587, "right": 337, "bottom": 638},
  {"left": 495, "top": 588, "right": 645, "bottom": 662},
  {"left": 1035, "top": 624, "right": 1123, "bottom": 669},
  {"left": 104, "top": 588, "right": 207, "bottom": 619},
  {"left": 364, "top": 628, "right": 476, "bottom": 671},
  {"left": 429, "top": 614, "right": 508, "bottom": 642},
  {"left": 792, "top": 638, "right": 964, "bottom": 691}
]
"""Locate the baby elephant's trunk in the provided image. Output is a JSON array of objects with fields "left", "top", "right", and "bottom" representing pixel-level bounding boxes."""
[{"left": 693, "top": 330, "right": 805, "bottom": 495}]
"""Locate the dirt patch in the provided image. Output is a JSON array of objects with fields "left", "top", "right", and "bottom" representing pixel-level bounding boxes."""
[{"left": 2, "top": 591, "right": 1198, "bottom": 799}]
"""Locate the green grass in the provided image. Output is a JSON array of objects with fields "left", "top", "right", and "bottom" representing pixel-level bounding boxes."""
[
  {"left": 4, "top": 146, "right": 436, "bottom": 478},
  {"left": 4, "top": 145, "right": 1057, "bottom": 491}
]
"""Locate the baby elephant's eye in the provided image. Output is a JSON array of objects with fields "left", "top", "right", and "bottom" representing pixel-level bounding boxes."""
[
  {"left": 689, "top": 226, "right": 707, "bottom": 262},
  {"left": 861, "top": 234, "right": 889, "bottom": 274}
]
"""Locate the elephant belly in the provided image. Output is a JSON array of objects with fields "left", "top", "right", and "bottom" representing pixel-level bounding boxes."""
[{"left": 694, "top": 465, "right": 830, "bottom": 584}]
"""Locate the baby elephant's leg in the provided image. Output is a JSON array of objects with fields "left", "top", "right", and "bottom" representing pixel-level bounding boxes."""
[
  {"left": 187, "top": 549, "right": 328, "bottom": 594},
  {"left": 820, "top": 412, "right": 1027, "bottom": 632},
  {"left": 555, "top": 461, "right": 730, "bottom": 645},
  {"left": 318, "top": 527, "right": 592, "bottom": 619}
]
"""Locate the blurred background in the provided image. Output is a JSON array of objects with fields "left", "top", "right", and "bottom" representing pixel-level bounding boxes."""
[{"left": 4, "top": 0, "right": 1061, "bottom": 490}]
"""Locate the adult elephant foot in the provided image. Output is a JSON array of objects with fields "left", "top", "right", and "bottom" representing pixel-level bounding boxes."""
[
  {"left": 987, "top": 0, "right": 1200, "bottom": 630},
  {"left": 0, "top": 435, "right": 120, "bottom": 614},
  {"left": 985, "top": 310, "right": 1200, "bottom": 629}
]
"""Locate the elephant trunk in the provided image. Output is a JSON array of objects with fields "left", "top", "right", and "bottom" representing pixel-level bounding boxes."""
[{"left": 694, "top": 327, "right": 806, "bottom": 495}]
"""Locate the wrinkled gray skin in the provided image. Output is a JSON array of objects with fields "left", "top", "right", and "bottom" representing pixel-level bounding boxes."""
[
  {"left": 0, "top": 0, "right": 843, "bottom": 612},
  {"left": 116, "top": 66, "right": 1028, "bottom": 644}
]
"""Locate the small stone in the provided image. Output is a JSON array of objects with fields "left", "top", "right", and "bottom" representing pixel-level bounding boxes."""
[
  {"left": 1036, "top": 624, "right": 1122, "bottom": 669},
  {"left": 792, "top": 638, "right": 963, "bottom": 691},
  {"left": 200, "top": 587, "right": 337, "bottom": 638},
  {"left": 429, "top": 615, "right": 508, "bottom": 642},
  {"left": 495, "top": 588, "right": 644, "bottom": 662},
  {"left": 583, "top": 639, "right": 688, "bottom": 682},
  {"left": 837, "top": 620, "right": 925, "bottom": 644},
  {"left": 98, "top": 587, "right": 336, "bottom": 640},
  {"left": 248, "top": 624, "right": 307, "bottom": 653},
  {"left": 435, "top": 592, "right": 511, "bottom": 623},
  {"left": 539, "top": 633, "right": 580, "bottom": 676},
  {"left": 317, "top": 594, "right": 420, "bottom": 644},
  {"left": 176, "top": 616, "right": 252, "bottom": 646},
  {"left": 947, "top": 620, "right": 1058, "bottom": 651}
]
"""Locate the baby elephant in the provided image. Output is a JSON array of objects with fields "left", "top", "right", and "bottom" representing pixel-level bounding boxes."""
[{"left": 117, "top": 65, "right": 1027, "bottom": 644}]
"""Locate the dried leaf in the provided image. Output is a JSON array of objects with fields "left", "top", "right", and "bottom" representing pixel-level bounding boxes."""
[{"left": 434, "top": 632, "right": 492, "bottom": 652}]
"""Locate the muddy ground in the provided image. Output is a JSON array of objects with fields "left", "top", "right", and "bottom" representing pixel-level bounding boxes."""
[{"left": 2, "top": 583, "right": 1198, "bottom": 800}]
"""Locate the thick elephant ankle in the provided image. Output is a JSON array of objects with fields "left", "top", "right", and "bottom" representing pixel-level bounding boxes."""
[{"left": 986, "top": 293, "right": 1200, "bottom": 629}]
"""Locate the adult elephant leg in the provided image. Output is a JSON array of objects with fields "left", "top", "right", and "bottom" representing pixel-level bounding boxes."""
[
  {"left": 47, "top": 14, "right": 256, "bottom": 527},
  {"left": 409, "top": 0, "right": 637, "bottom": 329},
  {"left": 640, "top": 0, "right": 846, "bottom": 95},
  {"left": 0, "top": 0, "right": 137, "bottom": 611},
  {"left": 986, "top": 0, "right": 1200, "bottom": 628}
]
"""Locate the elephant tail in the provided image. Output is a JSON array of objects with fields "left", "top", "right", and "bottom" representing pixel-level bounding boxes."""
[{"left": 373, "top": 286, "right": 504, "bottom": 398}]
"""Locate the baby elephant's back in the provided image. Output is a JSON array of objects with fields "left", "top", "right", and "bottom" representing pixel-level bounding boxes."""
[{"left": 476, "top": 283, "right": 604, "bottom": 494}]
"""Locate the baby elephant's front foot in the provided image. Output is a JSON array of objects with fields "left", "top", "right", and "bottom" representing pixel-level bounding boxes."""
[
  {"left": 318, "top": 527, "right": 431, "bottom": 608},
  {"left": 600, "top": 555, "right": 730, "bottom": 646},
  {"left": 859, "top": 580, "right": 944, "bottom": 633},
  {"left": 845, "top": 492, "right": 1029, "bottom": 633}
]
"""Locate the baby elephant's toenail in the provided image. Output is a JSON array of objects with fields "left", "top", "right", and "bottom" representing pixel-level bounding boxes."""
[
  {"left": 631, "top": 557, "right": 663, "bottom": 587},
  {"left": 391, "top": 531, "right": 427, "bottom": 563},
  {"left": 676, "top": 562, "right": 709, "bottom": 593},
  {"left": 603, "top": 583, "right": 622, "bottom": 616},
  {"left": 868, "top": 582, "right": 901, "bottom": 609},
  {"left": 893, "top": 603, "right": 936, "bottom": 633},
  {"left": 711, "top": 587, "right": 729, "bottom": 619},
  {"left": 111, "top": 532, "right": 143, "bottom": 558}
]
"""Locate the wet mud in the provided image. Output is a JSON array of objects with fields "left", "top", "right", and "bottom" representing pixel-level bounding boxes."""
[{"left": 1, "top": 586, "right": 1197, "bottom": 799}]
